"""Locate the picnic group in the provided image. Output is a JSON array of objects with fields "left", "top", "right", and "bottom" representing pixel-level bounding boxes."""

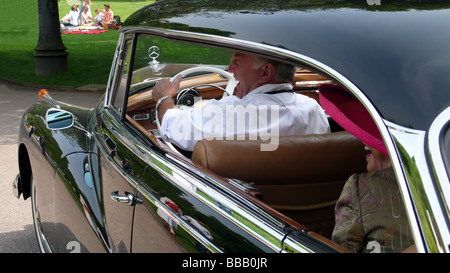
[{"left": 61, "top": 0, "right": 121, "bottom": 30}]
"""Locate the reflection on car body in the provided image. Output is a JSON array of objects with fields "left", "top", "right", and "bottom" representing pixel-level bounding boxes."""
[{"left": 11, "top": 0, "right": 450, "bottom": 255}]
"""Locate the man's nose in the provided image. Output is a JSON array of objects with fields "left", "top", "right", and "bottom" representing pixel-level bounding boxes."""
[{"left": 227, "top": 59, "right": 235, "bottom": 72}]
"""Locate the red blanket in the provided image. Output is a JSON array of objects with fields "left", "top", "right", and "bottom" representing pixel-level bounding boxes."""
[{"left": 62, "top": 29, "right": 109, "bottom": 34}]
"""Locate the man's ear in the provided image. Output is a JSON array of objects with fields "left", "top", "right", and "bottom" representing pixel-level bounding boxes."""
[{"left": 259, "top": 62, "right": 276, "bottom": 84}]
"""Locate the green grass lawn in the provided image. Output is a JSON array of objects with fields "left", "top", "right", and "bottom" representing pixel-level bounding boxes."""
[{"left": 0, "top": 0, "right": 154, "bottom": 88}]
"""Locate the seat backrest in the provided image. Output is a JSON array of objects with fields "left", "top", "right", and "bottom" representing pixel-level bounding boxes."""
[
  {"left": 192, "top": 131, "right": 368, "bottom": 237},
  {"left": 191, "top": 131, "right": 367, "bottom": 186}
]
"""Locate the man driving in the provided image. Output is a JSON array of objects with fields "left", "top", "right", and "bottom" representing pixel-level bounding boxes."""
[{"left": 151, "top": 52, "right": 330, "bottom": 152}]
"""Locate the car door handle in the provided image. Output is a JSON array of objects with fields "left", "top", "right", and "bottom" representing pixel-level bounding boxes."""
[{"left": 110, "top": 191, "right": 143, "bottom": 206}]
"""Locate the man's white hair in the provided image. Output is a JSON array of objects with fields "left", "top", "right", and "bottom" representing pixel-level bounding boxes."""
[{"left": 252, "top": 56, "right": 296, "bottom": 83}]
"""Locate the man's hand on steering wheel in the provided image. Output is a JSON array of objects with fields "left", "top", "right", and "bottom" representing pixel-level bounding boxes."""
[
  {"left": 152, "top": 67, "right": 237, "bottom": 154},
  {"left": 152, "top": 74, "right": 182, "bottom": 102},
  {"left": 152, "top": 74, "right": 182, "bottom": 122}
]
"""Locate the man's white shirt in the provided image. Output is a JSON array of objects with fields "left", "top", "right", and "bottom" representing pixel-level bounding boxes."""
[{"left": 160, "top": 83, "right": 330, "bottom": 151}]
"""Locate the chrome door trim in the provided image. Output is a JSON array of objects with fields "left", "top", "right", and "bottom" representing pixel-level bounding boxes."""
[
  {"left": 31, "top": 181, "right": 54, "bottom": 253},
  {"left": 167, "top": 153, "right": 286, "bottom": 228},
  {"left": 147, "top": 150, "right": 290, "bottom": 252},
  {"left": 136, "top": 181, "right": 224, "bottom": 253}
]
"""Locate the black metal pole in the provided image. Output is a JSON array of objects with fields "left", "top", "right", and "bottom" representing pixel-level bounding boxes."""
[{"left": 34, "top": 0, "right": 69, "bottom": 76}]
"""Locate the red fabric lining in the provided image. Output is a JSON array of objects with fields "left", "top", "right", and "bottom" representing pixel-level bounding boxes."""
[{"left": 62, "top": 29, "right": 109, "bottom": 34}]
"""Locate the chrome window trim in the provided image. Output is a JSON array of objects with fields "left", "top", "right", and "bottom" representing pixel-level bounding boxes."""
[
  {"left": 105, "top": 32, "right": 137, "bottom": 110},
  {"left": 428, "top": 106, "right": 450, "bottom": 237},
  {"left": 387, "top": 121, "right": 450, "bottom": 252},
  {"left": 104, "top": 32, "right": 124, "bottom": 109},
  {"left": 428, "top": 106, "right": 450, "bottom": 202}
]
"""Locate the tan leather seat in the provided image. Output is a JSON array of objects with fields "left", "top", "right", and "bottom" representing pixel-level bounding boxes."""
[{"left": 191, "top": 131, "right": 367, "bottom": 237}]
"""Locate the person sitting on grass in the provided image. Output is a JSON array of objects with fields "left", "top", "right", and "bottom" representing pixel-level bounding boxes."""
[
  {"left": 82, "top": 0, "right": 92, "bottom": 18},
  {"left": 103, "top": 3, "right": 114, "bottom": 25},
  {"left": 93, "top": 8, "right": 104, "bottom": 24},
  {"left": 81, "top": 5, "right": 93, "bottom": 25},
  {"left": 61, "top": 4, "right": 80, "bottom": 26}
]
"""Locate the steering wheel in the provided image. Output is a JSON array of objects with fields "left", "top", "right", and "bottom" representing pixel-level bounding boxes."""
[
  {"left": 155, "top": 66, "right": 238, "bottom": 154},
  {"left": 171, "top": 66, "right": 237, "bottom": 97}
]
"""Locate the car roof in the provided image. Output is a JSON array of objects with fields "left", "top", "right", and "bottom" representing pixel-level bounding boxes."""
[{"left": 124, "top": 0, "right": 450, "bottom": 131}]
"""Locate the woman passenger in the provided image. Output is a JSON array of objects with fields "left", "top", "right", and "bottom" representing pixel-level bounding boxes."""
[{"left": 319, "top": 84, "right": 415, "bottom": 253}]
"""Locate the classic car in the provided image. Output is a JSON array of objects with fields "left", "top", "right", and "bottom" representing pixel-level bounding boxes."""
[{"left": 12, "top": 0, "right": 450, "bottom": 254}]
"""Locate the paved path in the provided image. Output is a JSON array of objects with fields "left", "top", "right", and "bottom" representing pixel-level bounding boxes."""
[{"left": 0, "top": 79, "right": 104, "bottom": 253}]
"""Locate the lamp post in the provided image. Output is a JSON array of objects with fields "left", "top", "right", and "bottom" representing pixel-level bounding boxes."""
[{"left": 34, "top": 0, "right": 69, "bottom": 76}]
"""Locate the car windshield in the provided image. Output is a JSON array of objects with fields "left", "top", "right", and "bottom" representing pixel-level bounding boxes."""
[{"left": 129, "top": 35, "right": 231, "bottom": 95}]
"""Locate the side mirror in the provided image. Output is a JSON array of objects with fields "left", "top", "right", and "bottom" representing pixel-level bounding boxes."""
[{"left": 45, "top": 108, "right": 74, "bottom": 130}]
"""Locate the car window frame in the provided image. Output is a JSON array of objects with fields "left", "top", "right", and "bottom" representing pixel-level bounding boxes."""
[
  {"left": 429, "top": 106, "right": 450, "bottom": 187},
  {"left": 105, "top": 32, "right": 137, "bottom": 120},
  {"left": 111, "top": 38, "right": 134, "bottom": 116},
  {"left": 427, "top": 106, "right": 450, "bottom": 250}
]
